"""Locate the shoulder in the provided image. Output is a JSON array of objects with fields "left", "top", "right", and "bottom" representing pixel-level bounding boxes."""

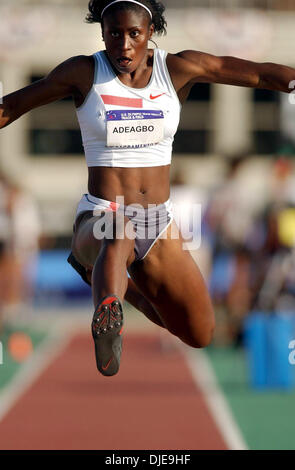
[
  {"left": 46, "top": 55, "right": 95, "bottom": 83},
  {"left": 63, "top": 54, "right": 95, "bottom": 68},
  {"left": 52, "top": 54, "right": 95, "bottom": 76},
  {"left": 166, "top": 50, "right": 222, "bottom": 84},
  {"left": 44, "top": 55, "right": 96, "bottom": 97},
  {"left": 165, "top": 50, "right": 204, "bottom": 78},
  {"left": 167, "top": 50, "right": 202, "bottom": 65},
  {"left": 169, "top": 50, "right": 220, "bottom": 70},
  {"left": 164, "top": 50, "right": 204, "bottom": 89}
]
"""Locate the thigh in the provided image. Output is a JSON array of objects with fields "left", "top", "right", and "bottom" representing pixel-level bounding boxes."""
[
  {"left": 71, "top": 211, "right": 102, "bottom": 269},
  {"left": 128, "top": 221, "right": 215, "bottom": 346},
  {"left": 71, "top": 210, "right": 136, "bottom": 269}
]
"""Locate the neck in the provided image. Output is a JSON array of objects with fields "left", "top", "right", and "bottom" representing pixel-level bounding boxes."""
[{"left": 105, "top": 49, "right": 155, "bottom": 88}]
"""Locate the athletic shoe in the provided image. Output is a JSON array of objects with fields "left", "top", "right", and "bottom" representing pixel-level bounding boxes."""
[{"left": 91, "top": 294, "right": 124, "bottom": 377}]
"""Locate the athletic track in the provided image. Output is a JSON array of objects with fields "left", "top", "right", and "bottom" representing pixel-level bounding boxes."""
[{"left": 0, "top": 319, "right": 246, "bottom": 450}]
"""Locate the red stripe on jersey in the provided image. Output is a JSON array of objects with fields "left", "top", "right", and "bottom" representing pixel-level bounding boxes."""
[{"left": 101, "top": 95, "right": 143, "bottom": 108}]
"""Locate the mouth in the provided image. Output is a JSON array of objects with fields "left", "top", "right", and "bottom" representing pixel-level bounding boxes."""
[{"left": 117, "top": 56, "right": 132, "bottom": 67}]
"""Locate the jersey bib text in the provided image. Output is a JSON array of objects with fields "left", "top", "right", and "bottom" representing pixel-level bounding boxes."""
[{"left": 106, "top": 110, "right": 164, "bottom": 148}]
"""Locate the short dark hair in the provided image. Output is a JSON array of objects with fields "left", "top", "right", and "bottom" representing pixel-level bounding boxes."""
[{"left": 85, "top": 0, "right": 167, "bottom": 35}]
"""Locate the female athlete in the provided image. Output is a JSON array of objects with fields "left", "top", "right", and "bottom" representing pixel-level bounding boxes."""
[{"left": 1, "top": 0, "right": 294, "bottom": 377}]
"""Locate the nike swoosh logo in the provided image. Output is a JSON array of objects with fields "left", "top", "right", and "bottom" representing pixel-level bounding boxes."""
[
  {"left": 102, "top": 357, "right": 113, "bottom": 371},
  {"left": 150, "top": 93, "right": 165, "bottom": 100}
]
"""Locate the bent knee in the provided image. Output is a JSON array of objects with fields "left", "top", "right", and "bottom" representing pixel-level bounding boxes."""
[
  {"left": 171, "top": 319, "right": 215, "bottom": 349},
  {"left": 183, "top": 329, "right": 214, "bottom": 349}
]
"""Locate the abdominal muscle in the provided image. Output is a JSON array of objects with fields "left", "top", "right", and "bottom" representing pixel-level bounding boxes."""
[{"left": 88, "top": 165, "right": 171, "bottom": 207}]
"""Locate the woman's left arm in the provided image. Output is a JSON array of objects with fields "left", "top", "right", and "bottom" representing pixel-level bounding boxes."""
[{"left": 177, "top": 50, "right": 295, "bottom": 93}]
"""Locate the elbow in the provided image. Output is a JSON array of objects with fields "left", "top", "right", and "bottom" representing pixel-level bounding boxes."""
[
  {"left": 0, "top": 118, "right": 9, "bottom": 130},
  {"left": 0, "top": 117, "right": 6, "bottom": 130},
  {"left": 0, "top": 106, "right": 12, "bottom": 129},
  {"left": 0, "top": 94, "right": 16, "bottom": 129},
  {"left": 0, "top": 116, "right": 6, "bottom": 129}
]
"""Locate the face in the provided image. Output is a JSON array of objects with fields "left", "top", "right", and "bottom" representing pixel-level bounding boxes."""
[{"left": 102, "top": 9, "right": 154, "bottom": 74}]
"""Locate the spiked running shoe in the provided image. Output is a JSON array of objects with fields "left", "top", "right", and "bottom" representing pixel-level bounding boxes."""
[{"left": 91, "top": 294, "right": 123, "bottom": 377}]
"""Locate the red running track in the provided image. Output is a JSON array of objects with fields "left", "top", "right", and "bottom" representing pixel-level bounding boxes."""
[{"left": 0, "top": 332, "right": 228, "bottom": 450}]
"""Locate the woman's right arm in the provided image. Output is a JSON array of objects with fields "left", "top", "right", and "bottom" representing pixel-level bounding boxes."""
[{"left": 0, "top": 55, "right": 90, "bottom": 129}]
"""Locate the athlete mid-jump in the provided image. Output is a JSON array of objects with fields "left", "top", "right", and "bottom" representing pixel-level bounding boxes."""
[{"left": 1, "top": 0, "right": 294, "bottom": 376}]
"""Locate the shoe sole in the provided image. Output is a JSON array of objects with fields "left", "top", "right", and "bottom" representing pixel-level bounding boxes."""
[{"left": 91, "top": 295, "right": 123, "bottom": 377}]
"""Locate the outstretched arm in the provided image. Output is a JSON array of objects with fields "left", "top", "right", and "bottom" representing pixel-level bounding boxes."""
[
  {"left": 0, "top": 55, "right": 90, "bottom": 129},
  {"left": 176, "top": 50, "right": 295, "bottom": 93}
]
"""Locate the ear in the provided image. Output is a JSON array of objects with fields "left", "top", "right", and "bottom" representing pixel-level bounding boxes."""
[{"left": 149, "top": 23, "right": 155, "bottom": 39}]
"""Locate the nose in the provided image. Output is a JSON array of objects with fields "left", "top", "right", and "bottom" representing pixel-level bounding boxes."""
[{"left": 118, "top": 34, "right": 131, "bottom": 52}]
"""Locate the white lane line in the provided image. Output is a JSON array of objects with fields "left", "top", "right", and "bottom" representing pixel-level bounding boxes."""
[
  {"left": 0, "top": 320, "right": 74, "bottom": 424},
  {"left": 181, "top": 344, "right": 249, "bottom": 450}
]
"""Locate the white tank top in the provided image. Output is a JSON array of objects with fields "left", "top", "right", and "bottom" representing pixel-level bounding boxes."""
[{"left": 76, "top": 49, "right": 181, "bottom": 168}]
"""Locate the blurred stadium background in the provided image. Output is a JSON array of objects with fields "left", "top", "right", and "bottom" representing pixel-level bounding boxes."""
[{"left": 1, "top": 0, "right": 295, "bottom": 450}]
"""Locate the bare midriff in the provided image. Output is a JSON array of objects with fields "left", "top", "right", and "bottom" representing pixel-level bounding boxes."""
[{"left": 88, "top": 165, "right": 171, "bottom": 207}]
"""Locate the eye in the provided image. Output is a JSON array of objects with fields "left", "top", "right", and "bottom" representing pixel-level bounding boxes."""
[
  {"left": 111, "top": 31, "right": 120, "bottom": 38},
  {"left": 130, "top": 30, "right": 140, "bottom": 38}
]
